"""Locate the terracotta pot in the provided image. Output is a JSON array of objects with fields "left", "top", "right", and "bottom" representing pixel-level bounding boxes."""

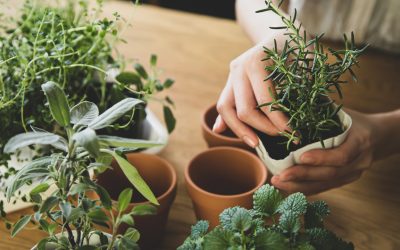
[
  {"left": 96, "top": 153, "right": 177, "bottom": 249},
  {"left": 185, "top": 147, "right": 267, "bottom": 228},
  {"left": 202, "top": 104, "right": 253, "bottom": 152}
]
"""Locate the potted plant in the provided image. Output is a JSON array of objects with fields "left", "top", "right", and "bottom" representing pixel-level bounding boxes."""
[
  {"left": 96, "top": 153, "right": 177, "bottom": 249},
  {"left": 179, "top": 184, "right": 354, "bottom": 250},
  {"left": 0, "top": 0, "right": 176, "bottom": 190},
  {"left": 2, "top": 81, "right": 160, "bottom": 249},
  {"left": 254, "top": 1, "right": 367, "bottom": 175},
  {"left": 185, "top": 147, "right": 267, "bottom": 228},
  {"left": 202, "top": 104, "right": 252, "bottom": 151}
]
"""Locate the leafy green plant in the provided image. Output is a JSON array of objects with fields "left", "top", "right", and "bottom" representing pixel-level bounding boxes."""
[
  {"left": 0, "top": 0, "right": 175, "bottom": 181},
  {"left": 179, "top": 184, "right": 353, "bottom": 250},
  {"left": 256, "top": 0, "right": 367, "bottom": 150},
  {"left": 4, "top": 81, "right": 160, "bottom": 249}
]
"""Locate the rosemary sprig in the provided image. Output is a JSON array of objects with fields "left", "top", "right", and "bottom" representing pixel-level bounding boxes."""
[{"left": 257, "top": 0, "right": 368, "bottom": 149}]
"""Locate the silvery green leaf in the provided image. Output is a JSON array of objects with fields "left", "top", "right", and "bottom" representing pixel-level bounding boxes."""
[
  {"left": 70, "top": 101, "right": 99, "bottom": 126},
  {"left": 41, "top": 81, "right": 70, "bottom": 127},
  {"left": 72, "top": 128, "right": 100, "bottom": 158},
  {"left": 98, "top": 135, "right": 162, "bottom": 149},
  {"left": 6, "top": 156, "right": 53, "bottom": 201},
  {"left": 30, "top": 126, "right": 68, "bottom": 152},
  {"left": 88, "top": 98, "right": 143, "bottom": 130},
  {"left": 11, "top": 215, "right": 32, "bottom": 237},
  {"left": 4, "top": 132, "right": 60, "bottom": 153}
]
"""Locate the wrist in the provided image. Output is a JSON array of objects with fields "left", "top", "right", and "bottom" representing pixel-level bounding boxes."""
[{"left": 369, "top": 109, "right": 400, "bottom": 160}]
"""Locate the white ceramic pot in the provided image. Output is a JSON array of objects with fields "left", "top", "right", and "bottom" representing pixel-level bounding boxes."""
[{"left": 255, "top": 110, "right": 352, "bottom": 175}]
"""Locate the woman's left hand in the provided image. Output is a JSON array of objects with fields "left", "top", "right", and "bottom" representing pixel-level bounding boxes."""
[{"left": 271, "top": 109, "right": 382, "bottom": 195}]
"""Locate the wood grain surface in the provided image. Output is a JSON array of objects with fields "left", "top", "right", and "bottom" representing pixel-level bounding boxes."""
[{"left": 0, "top": 1, "right": 399, "bottom": 249}]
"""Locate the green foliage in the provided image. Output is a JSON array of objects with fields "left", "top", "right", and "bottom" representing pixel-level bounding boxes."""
[
  {"left": 179, "top": 184, "right": 353, "bottom": 250},
  {"left": 4, "top": 82, "right": 159, "bottom": 249},
  {"left": 0, "top": 0, "right": 176, "bottom": 185},
  {"left": 257, "top": 0, "right": 367, "bottom": 148}
]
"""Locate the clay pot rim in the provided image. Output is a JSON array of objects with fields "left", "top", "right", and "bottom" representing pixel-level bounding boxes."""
[
  {"left": 185, "top": 146, "right": 267, "bottom": 199},
  {"left": 112, "top": 153, "right": 177, "bottom": 206},
  {"left": 202, "top": 104, "right": 243, "bottom": 143}
]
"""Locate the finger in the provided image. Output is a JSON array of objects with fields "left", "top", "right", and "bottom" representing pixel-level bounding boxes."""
[
  {"left": 279, "top": 165, "right": 342, "bottom": 182},
  {"left": 271, "top": 171, "right": 362, "bottom": 195},
  {"left": 232, "top": 66, "right": 279, "bottom": 135},
  {"left": 300, "top": 132, "right": 360, "bottom": 167},
  {"left": 212, "top": 115, "right": 227, "bottom": 133},
  {"left": 216, "top": 81, "right": 259, "bottom": 148},
  {"left": 245, "top": 59, "right": 290, "bottom": 133}
]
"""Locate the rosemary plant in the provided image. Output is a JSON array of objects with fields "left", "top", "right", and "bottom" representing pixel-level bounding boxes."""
[
  {"left": 4, "top": 81, "right": 159, "bottom": 249},
  {"left": 0, "top": 0, "right": 175, "bottom": 183},
  {"left": 257, "top": 0, "right": 367, "bottom": 150}
]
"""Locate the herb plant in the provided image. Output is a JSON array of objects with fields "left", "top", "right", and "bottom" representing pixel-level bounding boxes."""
[
  {"left": 179, "top": 184, "right": 354, "bottom": 250},
  {"left": 256, "top": 0, "right": 367, "bottom": 150},
  {"left": 3, "top": 81, "right": 159, "bottom": 249},
  {"left": 0, "top": 0, "right": 175, "bottom": 182}
]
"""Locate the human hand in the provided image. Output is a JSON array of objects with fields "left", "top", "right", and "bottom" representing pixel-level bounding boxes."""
[
  {"left": 271, "top": 109, "right": 383, "bottom": 195},
  {"left": 213, "top": 39, "right": 290, "bottom": 148}
]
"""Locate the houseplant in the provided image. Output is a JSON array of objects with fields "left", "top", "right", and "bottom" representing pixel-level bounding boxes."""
[
  {"left": 185, "top": 147, "right": 267, "bottom": 228},
  {"left": 254, "top": 0, "right": 367, "bottom": 175},
  {"left": 2, "top": 81, "right": 160, "bottom": 249},
  {"left": 96, "top": 153, "right": 177, "bottom": 249},
  {"left": 179, "top": 184, "right": 354, "bottom": 250},
  {"left": 0, "top": 0, "right": 176, "bottom": 184}
]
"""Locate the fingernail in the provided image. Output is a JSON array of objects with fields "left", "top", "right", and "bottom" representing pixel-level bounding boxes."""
[
  {"left": 242, "top": 136, "right": 257, "bottom": 148},
  {"left": 212, "top": 117, "right": 220, "bottom": 132},
  {"left": 301, "top": 154, "right": 314, "bottom": 164}
]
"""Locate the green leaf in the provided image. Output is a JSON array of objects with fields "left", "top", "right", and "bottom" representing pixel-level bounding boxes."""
[
  {"left": 118, "top": 188, "right": 133, "bottom": 212},
  {"left": 116, "top": 72, "right": 141, "bottom": 85},
  {"left": 66, "top": 208, "right": 85, "bottom": 222},
  {"left": 94, "top": 184, "right": 112, "bottom": 210},
  {"left": 254, "top": 230, "right": 288, "bottom": 250},
  {"left": 98, "top": 136, "right": 162, "bottom": 149},
  {"left": 30, "top": 183, "right": 50, "bottom": 196},
  {"left": 6, "top": 157, "right": 52, "bottom": 201},
  {"left": 112, "top": 152, "right": 158, "bottom": 205},
  {"left": 304, "top": 201, "right": 330, "bottom": 229},
  {"left": 59, "top": 202, "right": 72, "bottom": 219},
  {"left": 88, "top": 98, "right": 143, "bottom": 130},
  {"left": 231, "top": 207, "right": 252, "bottom": 231},
  {"left": 277, "top": 192, "right": 308, "bottom": 216},
  {"left": 40, "top": 196, "right": 59, "bottom": 213},
  {"left": 203, "top": 227, "right": 232, "bottom": 250},
  {"left": 72, "top": 128, "right": 100, "bottom": 158},
  {"left": 95, "top": 153, "right": 113, "bottom": 168},
  {"left": 279, "top": 212, "right": 301, "bottom": 234},
  {"left": 163, "top": 105, "right": 176, "bottom": 133},
  {"left": 163, "top": 78, "right": 174, "bottom": 88},
  {"left": 11, "top": 215, "right": 31, "bottom": 237},
  {"left": 253, "top": 184, "right": 283, "bottom": 216},
  {"left": 124, "top": 227, "right": 140, "bottom": 242},
  {"left": 190, "top": 220, "right": 209, "bottom": 239},
  {"left": 70, "top": 101, "right": 99, "bottom": 126},
  {"left": 150, "top": 54, "right": 157, "bottom": 66},
  {"left": 119, "top": 237, "right": 140, "bottom": 250},
  {"left": 134, "top": 63, "right": 148, "bottom": 79},
  {"left": 69, "top": 183, "right": 92, "bottom": 196},
  {"left": 120, "top": 214, "right": 135, "bottom": 226},
  {"left": 131, "top": 204, "right": 157, "bottom": 216},
  {"left": 88, "top": 208, "right": 109, "bottom": 222},
  {"left": 41, "top": 81, "right": 70, "bottom": 127},
  {"left": 4, "top": 132, "right": 60, "bottom": 153}
]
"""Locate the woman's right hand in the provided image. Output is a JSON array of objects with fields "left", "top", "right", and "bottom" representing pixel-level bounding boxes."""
[{"left": 213, "top": 40, "right": 290, "bottom": 148}]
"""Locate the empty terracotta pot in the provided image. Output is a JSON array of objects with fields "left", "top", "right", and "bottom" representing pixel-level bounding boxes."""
[
  {"left": 202, "top": 104, "right": 253, "bottom": 151},
  {"left": 96, "top": 153, "right": 177, "bottom": 249},
  {"left": 185, "top": 147, "right": 267, "bottom": 228}
]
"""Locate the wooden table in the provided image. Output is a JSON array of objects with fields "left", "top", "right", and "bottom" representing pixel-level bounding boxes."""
[{"left": 1, "top": 1, "right": 400, "bottom": 249}]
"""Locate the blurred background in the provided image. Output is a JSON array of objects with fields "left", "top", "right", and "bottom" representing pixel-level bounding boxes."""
[{"left": 141, "top": 0, "right": 236, "bottom": 19}]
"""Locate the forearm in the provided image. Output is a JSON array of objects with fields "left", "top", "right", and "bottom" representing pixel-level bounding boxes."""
[
  {"left": 371, "top": 109, "right": 400, "bottom": 160},
  {"left": 235, "top": 0, "right": 288, "bottom": 44}
]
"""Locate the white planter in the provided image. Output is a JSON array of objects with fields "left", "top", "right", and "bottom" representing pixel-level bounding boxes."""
[
  {"left": 255, "top": 110, "right": 352, "bottom": 175},
  {"left": 0, "top": 108, "right": 168, "bottom": 213}
]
